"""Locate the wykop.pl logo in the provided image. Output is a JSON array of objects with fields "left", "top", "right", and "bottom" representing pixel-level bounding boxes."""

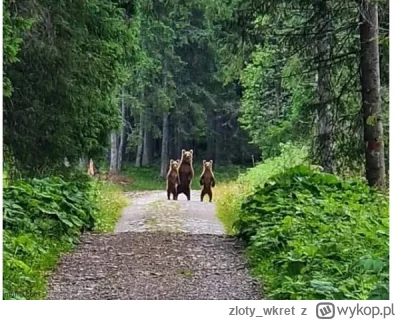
[{"left": 316, "top": 303, "right": 335, "bottom": 319}]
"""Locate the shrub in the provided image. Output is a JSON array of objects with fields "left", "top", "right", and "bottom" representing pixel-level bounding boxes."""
[
  {"left": 3, "top": 175, "right": 97, "bottom": 237},
  {"left": 236, "top": 165, "right": 389, "bottom": 300},
  {"left": 237, "top": 142, "right": 309, "bottom": 189},
  {"left": 216, "top": 142, "right": 307, "bottom": 234},
  {"left": 2, "top": 173, "right": 128, "bottom": 299}
]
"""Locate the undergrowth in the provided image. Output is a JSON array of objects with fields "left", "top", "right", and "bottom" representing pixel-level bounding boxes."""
[
  {"left": 92, "top": 181, "right": 129, "bottom": 232},
  {"left": 237, "top": 165, "right": 389, "bottom": 300},
  {"left": 3, "top": 173, "right": 128, "bottom": 299},
  {"left": 215, "top": 142, "right": 308, "bottom": 234},
  {"left": 215, "top": 143, "right": 389, "bottom": 300}
]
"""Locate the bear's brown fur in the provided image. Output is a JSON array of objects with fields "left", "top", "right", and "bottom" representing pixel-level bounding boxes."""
[
  {"left": 199, "top": 160, "right": 215, "bottom": 202},
  {"left": 177, "top": 149, "right": 194, "bottom": 201},
  {"left": 166, "top": 159, "right": 180, "bottom": 200}
]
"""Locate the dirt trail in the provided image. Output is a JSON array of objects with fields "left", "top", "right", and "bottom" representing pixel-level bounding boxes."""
[{"left": 47, "top": 190, "right": 261, "bottom": 300}]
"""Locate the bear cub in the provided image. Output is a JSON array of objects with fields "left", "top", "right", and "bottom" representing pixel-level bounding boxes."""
[
  {"left": 200, "top": 160, "right": 216, "bottom": 202},
  {"left": 166, "top": 159, "right": 180, "bottom": 200}
]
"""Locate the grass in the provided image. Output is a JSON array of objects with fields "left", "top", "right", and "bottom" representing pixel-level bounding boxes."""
[
  {"left": 92, "top": 181, "right": 130, "bottom": 232},
  {"left": 214, "top": 183, "right": 244, "bottom": 235},
  {"left": 121, "top": 166, "right": 164, "bottom": 190},
  {"left": 3, "top": 231, "right": 75, "bottom": 299}
]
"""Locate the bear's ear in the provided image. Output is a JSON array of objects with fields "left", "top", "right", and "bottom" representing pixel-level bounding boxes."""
[
  {"left": 203, "top": 160, "right": 206, "bottom": 164},
  {"left": 170, "top": 159, "right": 174, "bottom": 165},
  {"left": 210, "top": 160, "right": 213, "bottom": 164},
  {"left": 176, "top": 159, "right": 180, "bottom": 163},
  {"left": 189, "top": 149, "right": 193, "bottom": 154},
  {"left": 181, "top": 149, "right": 186, "bottom": 154}
]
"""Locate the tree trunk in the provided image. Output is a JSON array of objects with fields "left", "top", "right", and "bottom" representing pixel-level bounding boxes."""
[
  {"left": 214, "top": 114, "right": 222, "bottom": 166},
  {"left": 109, "top": 131, "right": 118, "bottom": 174},
  {"left": 314, "top": 0, "right": 335, "bottom": 173},
  {"left": 359, "top": 0, "right": 385, "bottom": 187},
  {"left": 176, "top": 118, "right": 182, "bottom": 157},
  {"left": 160, "top": 57, "right": 170, "bottom": 178},
  {"left": 160, "top": 112, "right": 169, "bottom": 178},
  {"left": 271, "top": 33, "right": 283, "bottom": 120},
  {"left": 142, "top": 105, "right": 152, "bottom": 166},
  {"left": 206, "top": 111, "right": 216, "bottom": 160},
  {"left": 142, "top": 130, "right": 150, "bottom": 166},
  {"left": 117, "top": 89, "right": 126, "bottom": 172},
  {"left": 135, "top": 111, "right": 144, "bottom": 167},
  {"left": 168, "top": 120, "right": 174, "bottom": 160}
]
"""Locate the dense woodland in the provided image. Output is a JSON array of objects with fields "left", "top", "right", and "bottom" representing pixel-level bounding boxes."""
[
  {"left": 3, "top": 0, "right": 389, "bottom": 300},
  {"left": 3, "top": 0, "right": 389, "bottom": 184}
]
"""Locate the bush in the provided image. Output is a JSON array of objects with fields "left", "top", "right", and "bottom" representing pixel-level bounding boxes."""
[
  {"left": 216, "top": 142, "right": 307, "bottom": 234},
  {"left": 237, "top": 142, "right": 309, "bottom": 189},
  {"left": 3, "top": 175, "right": 97, "bottom": 237},
  {"left": 3, "top": 173, "right": 128, "bottom": 299},
  {"left": 236, "top": 165, "right": 389, "bottom": 300}
]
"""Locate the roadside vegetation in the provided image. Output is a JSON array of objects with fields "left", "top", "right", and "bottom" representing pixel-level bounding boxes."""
[
  {"left": 215, "top": 143, "right": 389, "bottom": 300},
  {"left": 3, "top": 172, "right": 128, "bottom": 299}
]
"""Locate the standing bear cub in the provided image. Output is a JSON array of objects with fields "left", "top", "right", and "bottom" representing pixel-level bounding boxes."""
[
  {"left": 177, "top": 149, "right": 194, "bottom": 201},
  {"left": 166, "top": 159, "right": 180, "bottom": 200},
  {"left": 200, "top": 160, "right": 216, "bottom": 202}
]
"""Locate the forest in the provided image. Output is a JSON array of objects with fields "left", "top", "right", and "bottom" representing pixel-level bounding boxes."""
[{"left": 3, "top": 0, "right": 389, "bottom": 300}]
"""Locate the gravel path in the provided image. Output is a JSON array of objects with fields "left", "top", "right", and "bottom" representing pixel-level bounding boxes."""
[
  {"left": 47, "top": 190, "right": 262, "bottom": 300},
  {"left": 115, "top": 190, "right": 224, "bottom": 234}
]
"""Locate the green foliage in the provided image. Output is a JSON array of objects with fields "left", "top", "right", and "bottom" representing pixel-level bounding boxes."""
[
  {"left": 120, "top": 0, "right": 255, "bottom": 165},
  {"left": 205, "top": 0, "right": 389, "bottom": 176},
  {"left": 3, "top": 231, "right": 74, "bottom": 300},
  {"left": 238, "top": 142, "right": 309, "bottom": 189},
  {"left": 3, "top": 175, "right": 97, "bottom": 236},
  {"left": 2, "top": 0, "right": 33, "bottom": 97},
  {"left": 92, "top": 182, "right": 129, "bottom": 232},
  {"left": 3, "top": 174, "right": 127, "bottom": 299},
  {"left": 2, "top": 175, "right": 95, "bottom": 299},
  {"left": 235, "top": 165, "right": 389, "bottom": 300},
  {"left": 3, "top": 0, "right": 135, "bottom": 175},
  {"left": 239, "top": 45, "right": 312, "bottom": 158},
  {"left": 216, "top": 142, "right": 307, "bottom": 235}
]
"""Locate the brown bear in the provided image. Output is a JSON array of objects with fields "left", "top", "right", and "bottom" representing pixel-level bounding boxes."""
[
  {"left": 177, "top": 149, "right": 194, "bottom": 201},
  {"left": 166, "top": 159, "right": 180, "bottom": 200},
  {"left": 199, "top": 160, "right": 216, "bottom": 202}
]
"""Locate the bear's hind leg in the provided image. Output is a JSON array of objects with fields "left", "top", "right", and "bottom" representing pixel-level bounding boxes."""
[
  {"left": 200, "top": 189, "right": 206, "bottom": 202},
  {"left": 185, "top": 188, "right": 191, "bottom": 201}
]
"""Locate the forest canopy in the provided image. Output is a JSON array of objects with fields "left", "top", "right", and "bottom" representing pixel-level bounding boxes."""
[{"left": 3, "top": 0, "right": 389, "bottom": 187}]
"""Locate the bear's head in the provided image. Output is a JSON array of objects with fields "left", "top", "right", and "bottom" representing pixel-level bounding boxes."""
[
  {"left": 181, "top": 149, "right": 193, "bottom": 163},
  {"left": 203, "top": 159, "right": 213, "bottom": 170},
  {"left": 170, "top": 159, "right": 180, "bottom": 170}
]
